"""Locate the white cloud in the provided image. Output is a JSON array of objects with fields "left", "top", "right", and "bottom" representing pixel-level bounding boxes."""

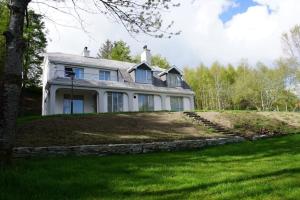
[{"left": 30, "top": 0, "right": 300, "bottom": 68}]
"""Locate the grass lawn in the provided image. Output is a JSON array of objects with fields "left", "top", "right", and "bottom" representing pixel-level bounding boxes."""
[
  {"left": 198, "top": 111, "right": 300, "bottom": 137},
  {"left": 1, "top": 134, "right": 300, "bottom": 200}
]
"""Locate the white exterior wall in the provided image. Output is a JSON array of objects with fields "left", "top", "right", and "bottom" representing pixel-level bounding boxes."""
[
  {"left": 183, "top": 97, "right": 191, "bottom": 111},
  {"left": 84, "top": 67, "right": 98, "bottom": 80},
  {"left": 54, "top": 90, "right": 96, "bottom": 114},
  {"left": 123, "top": 94, "right": 129, "bottom": 112},
  {"left": 165, "top": 96, "right": 171, "bottom": 111},
  {"left": 154, "top": 95, "right": 162, "bottom": 111},
  {"left": 102, "top": 92, "right": 108, "bottom": 112},
  {"left": 133, "top": 94, "right": 139, "bottom": 111},
  {"left": 45, "top": 86, "right": 194, "bottom": 115},
  {"left": 47, "top": 63, "right": 119, "bottom": 82},
  {"left": 42, "top": 57, "right": 195, "bottom": 115}
]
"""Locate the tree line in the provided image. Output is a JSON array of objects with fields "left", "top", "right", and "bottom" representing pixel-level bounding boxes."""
[{"left": 184, "top": 59, "right": 299, "bottom": 111}]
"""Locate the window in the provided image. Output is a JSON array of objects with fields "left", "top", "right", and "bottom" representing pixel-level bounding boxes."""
[
  {"left": 136, "top": 69, "right": 152, "bottom": 84},
  {"left": 63, "top": 95, "right": 84, "bottom": 114},
  {"left": 107, "top": 92, "right": 123, "bottom": 112},
  {"left": 65, "top": 67, "right": 84, "bottom": 79},
  {"left": 170, "top": 97, "right": 183, "bottom": 111},
  {"left": 99, "top": 70, "right": 111, "bottom": 81},
  {"left": 138, "top": 94, "right": 154, "bottom": 111},
  {"left": 167, "top": 73, "right": 182, "bottom": 87}
]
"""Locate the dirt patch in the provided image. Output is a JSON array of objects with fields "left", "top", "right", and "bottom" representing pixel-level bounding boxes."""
[{"left": 16, "top": 112, "right": 220, "bottom": 147}]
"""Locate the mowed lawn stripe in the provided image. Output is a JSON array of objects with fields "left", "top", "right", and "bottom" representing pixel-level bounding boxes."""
[{"left": 1, "top": 134, "right": 300, "bottom": 200}]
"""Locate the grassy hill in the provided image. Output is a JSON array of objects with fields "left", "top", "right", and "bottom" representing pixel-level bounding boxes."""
[
  {"left": 16, "top": 111, "right": 300, "bottom": 147},
  {"left": 198, "top": 111, "right": 300, "bottom": 137},
  {"left": 2, "top": 134, "right": 300, "bottom": 199}
]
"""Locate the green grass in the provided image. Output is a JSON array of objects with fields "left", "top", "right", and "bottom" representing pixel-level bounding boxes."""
[{"left": 1, "top": 134, "right": 300, "bottom": 200}]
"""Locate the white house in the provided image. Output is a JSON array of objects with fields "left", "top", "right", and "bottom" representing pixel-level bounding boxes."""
[{"left": 42, "top": 46, "right": 195, "bottom": 115}]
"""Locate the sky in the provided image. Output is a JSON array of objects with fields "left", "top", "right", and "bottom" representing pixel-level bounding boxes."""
[{"left": 30, "top": 0, "right": 300, "bottom": 68}]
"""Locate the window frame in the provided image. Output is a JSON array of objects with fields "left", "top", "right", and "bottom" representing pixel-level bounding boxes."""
[
  {"left": 170, "top": 96, "right": 184, "bottom": 111},
  {"left": 99, "top": 70, "right": 111, "bottom": 81},
  {"left": 135, "top": 69, "right": 152, "bottom": 84},
  {"left": 138, "top": 94, "right": 154, "bottom": 111},
  {"left": 167, "top": 73, "right": 182, "bottom": 87},
  {"left": 64, "top": 67, "right": 84, "bottom": 79},
  {"left": 107, "top": 92, "right": 124, "bottom": 113}
]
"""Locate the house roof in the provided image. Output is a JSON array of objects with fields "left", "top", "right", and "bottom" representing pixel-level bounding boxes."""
[
  {"left": 46, "top": 52, "right": 136, "bottom": 70},
  {"left": 158, "top": 66, "right": 183, "bottom": 76},
  {"left": 45, "top": 52, "right": 193, "bottom": 92},
  {"left": 46, "top": 52, "right": 167, "bottom": 73},
  {"left": 127, "top": 62, "right": 153, "bottom": 73}
]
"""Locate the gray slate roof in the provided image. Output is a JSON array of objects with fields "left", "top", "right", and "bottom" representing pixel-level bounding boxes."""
[
  {"left": 47, "top": 52, "right": 136, "bottom": 70},
  {"left": 46, "top": 52, "right": 193, "bottom": 93}
]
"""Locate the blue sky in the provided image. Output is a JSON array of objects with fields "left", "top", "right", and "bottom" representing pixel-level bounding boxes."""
[{"left": 220, "top": 0, "right": 258, "bottom": 23}]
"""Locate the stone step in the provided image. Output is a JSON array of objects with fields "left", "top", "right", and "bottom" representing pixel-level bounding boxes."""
[{"left": 184, "top": 112, "right": 237, "bottom": 136}]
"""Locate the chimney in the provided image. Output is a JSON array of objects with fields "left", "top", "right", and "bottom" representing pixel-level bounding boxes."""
[
  {"left": 83, "top": 46, "right": 90, "bottom": 57},
  {"left": 140, "top": 45, "right": 151, "bottom": 65}
]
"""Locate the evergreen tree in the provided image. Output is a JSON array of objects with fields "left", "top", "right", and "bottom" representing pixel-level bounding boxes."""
[
  {"left": 23, "top": 10, "right": 47, "bottom": 88},
  {"left": 110, "top": 40, "right": 132, "bottom": 62},
  {"left": 97, "top": 39, "right": 113, "bottom": 59}
]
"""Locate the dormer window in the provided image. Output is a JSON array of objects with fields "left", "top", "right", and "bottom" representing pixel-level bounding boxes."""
[
  {"left": 128, "top": 62, "right": 153, "bottom": 84},
  {"left": 167, "top": 73, "right": 182, "bottom": 87},
  {"left": 158, "top": 66, "right": 183, "bottom": 88},
  {"left": 136, "top": 69, "right": 152, "bottom": 84}
]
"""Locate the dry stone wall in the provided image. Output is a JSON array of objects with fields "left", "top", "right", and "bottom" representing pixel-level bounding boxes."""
[{"left": 13, "top": 136, "right": 246, "bottom": 157}]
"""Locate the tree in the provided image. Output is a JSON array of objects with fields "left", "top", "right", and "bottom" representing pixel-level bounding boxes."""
[
  {"left": 151, "top": 54, "right": 170, "bottom": 69},
  {"left": 23, "top": 10, "right": 47, "bottom": 88},
  {"left": 282, "top": 25, "right": 300, "bottom": 60},
  {"left": 0, "top": 0, "right": 9, "bottom": 77},
  {"left": 110, "top": 40, "right": 132, "bottom": 62},
  {"left": 0, "top": 0, "right": 180, "bottom": 167},
  {"left": 97, "top": 39, "right": 113, "bottom": 59}
]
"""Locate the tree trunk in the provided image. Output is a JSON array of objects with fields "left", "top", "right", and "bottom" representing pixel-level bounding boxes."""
[{"left": 0, "top": 0, "right": 30, "bottom": 167}]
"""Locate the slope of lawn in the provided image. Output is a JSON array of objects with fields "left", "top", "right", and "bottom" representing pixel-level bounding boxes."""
[
  {"left": 16, "top": 112, "right": 221, "bottom": 147},
  {"left": 1, "top": 134, "right": 300, "bottom": 200},
  {"left": 198, "top": 111, "right": 300, "bottom": 137}
]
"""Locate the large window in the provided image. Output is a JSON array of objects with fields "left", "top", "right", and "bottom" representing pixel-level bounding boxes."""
[
  {"left": 170, "top": 97, "right": 183, "bottom": 111},
  {"left": 65, "top": 67, "right": 84, "bottom": 79},
  {"left": 167, "top": 73, "right": 182, "bottom": 87},
  {"left": 99, "top": 70, "right": 111, "bottom": 81},
  {"left": 63, "top": 95, "right": 84, "bottom": 114},
  {"left": 136, "top": 69, "right": 152, "bottom": 84},
  {"left": 138, "top": 94, "right": 154, "bottom": 111},
  {"left": 107, "top": 92, "right": 123, "bottom": 112}
]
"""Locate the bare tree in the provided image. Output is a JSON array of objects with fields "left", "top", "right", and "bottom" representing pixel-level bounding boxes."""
[
  {"left": 0, "top": 0, "right": 180, "bottom": 167},
  {"left": 282, "top": 25, "right": 300, "bottom": 61},
  {"left": 282, "top": 25, "right": 300, "bottom": 97}
]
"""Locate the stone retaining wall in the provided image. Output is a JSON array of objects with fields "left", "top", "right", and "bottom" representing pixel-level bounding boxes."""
[{"left": 13, "top": 136, "right": 246, "bottom": 157}]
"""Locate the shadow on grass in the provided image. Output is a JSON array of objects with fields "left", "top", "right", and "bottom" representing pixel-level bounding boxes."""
[{"left": 1, "top": 134, "right": 300, "bottom": 200}]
